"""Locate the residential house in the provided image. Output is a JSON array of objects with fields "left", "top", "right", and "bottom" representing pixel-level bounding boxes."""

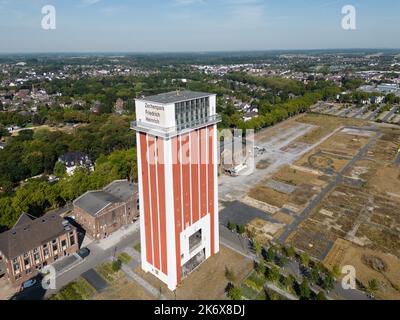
[{"left": 58, "top": 151, "right": 94, "bottom": 176}]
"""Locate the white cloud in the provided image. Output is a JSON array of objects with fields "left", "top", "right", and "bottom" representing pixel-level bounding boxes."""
[
  {"left": 80, "top": 0, "right": 101, "bottom": 6},
  {"left": 173, "top": 0, "right": 205, "bottom": 6}
]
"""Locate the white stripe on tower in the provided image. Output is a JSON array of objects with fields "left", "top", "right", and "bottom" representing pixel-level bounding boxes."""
[
  {"left": 154, "top": 137, "right": 162, "bottom": 271},
  {"left": 146, "top": 134, "right": 155, "bottom": 265},
  {"left": 213, "top": 125, "right": 220, "bottom": 254},
  {"left": 164, "top": 138, "right": 177, "bottom": 290}
]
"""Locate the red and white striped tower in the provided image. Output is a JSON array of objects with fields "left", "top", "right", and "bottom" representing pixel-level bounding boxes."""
[{"left": 131, "top": 91, "right": 220, "bottom": 291}]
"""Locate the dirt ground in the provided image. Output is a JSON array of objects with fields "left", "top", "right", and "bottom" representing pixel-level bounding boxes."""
[
  {"left": 93, "top": 273, "right": 155, "bottom": 300},
  {"left": 135, "top": 245, "right": 253, "bottom": 300},
  {"left": 294, "top": 114, "right": 365, "bottom": 145},
  {"left": 10, "top": 124, "right": 77, "bottom": 136},
  {"left": 256, "top": 114, "right": 308, "bottom": 143},
  {"left": 324, "top": 239, "right": 400, "bottom": 300},
  {"left": 272, "top": 165, "right": 327, "bottom": 187},
  {"left": 294, "top": 130, "right": 371, "bottom": 174},
  {"left": 248, "top": 185, "right": 290, "bottom": 208},
  {"left": 247, "top": 217, "right": 285, "bottom": 244}
]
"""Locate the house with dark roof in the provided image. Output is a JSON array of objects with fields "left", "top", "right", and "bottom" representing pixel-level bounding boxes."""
[
  {"left": 73, "top": 180, "right": 139, "bottom": 240},
  {"left": 58, "top": 151, "right": 94, "bottom": 176},
  {"left": 0, "top": 213, "right": 78, "bottom": 287}
]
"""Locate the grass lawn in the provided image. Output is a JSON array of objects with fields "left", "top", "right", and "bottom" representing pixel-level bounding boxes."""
[
  {"left": 135, "top": 245, "right": 253, "bottom": 300},
  {"left": 93, "top": 274, "right": 154, "bottom": 300},
  {"left": 118, "top": 252, "right": 132, "bottom": 264},
  {"left": 240, "top": 283, "right": 259, "bottom": 300},
  {"left": 134, "top": 243, "right": 141, "bottom": 253},
  {"left": 50, "top": 278, "right": 95, "bottom": 300},
  {"left": 96, "top": 262, "right": 119, "bottom": 283}
]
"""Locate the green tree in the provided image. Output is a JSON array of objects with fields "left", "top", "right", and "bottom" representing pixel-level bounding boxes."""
[
  {"left": 227, "top": 221, "right": 236, "bottom": 232},
  {"left": 368, "top": 279, "right": 379, "bottom": 294},
  {"left": 279, "top": 255, "right": 288, "bottom": 267},
  {"left": 228, "top": 286, "right": 242, "bottom": 300},
  {"left": 300, "top": 279, "right": 311, "bottom": 300},
  {"left": 111, "top": 259, "right": 122, "bottom": 272},
  {"left": 282, "top": 275, "right": 295, "bottom": 291},
  {"left": 310, "top": 268, "right": 320, "bottom": 284},
  {"left": 332, "top": 265, "right": 341, "bottom": 279},
  {"left": 285, "top": 246, "right": 296, "bottom": 260},
  {"left": 225, "top": 266, "right": 237, "bottom": 283},
  {"left": 54, "top": 161, "right": 66, "bottom": 177},
  {"left": 266, "top": 247, "right": 275, "bottom": 263},
  {"left": 255, "top": 262, "right": 266, "bottom": 276},
  {"left": 316, "top": 291, "right": 327, "bottom": 300},
  {"left": 254, "top": 240, "right": 262, "bottom": 257},
  {"left": 300, "top": 252, "right": 310, "bottom": 267},
  {"left": 323, "top": 272, "right": 335, "bottom": 292},
  {"left": 237, "top": 225, "right": 246, "bottom": 235},
  {"left": 267, "top": 265, "right": 280, "bottom": 283}
]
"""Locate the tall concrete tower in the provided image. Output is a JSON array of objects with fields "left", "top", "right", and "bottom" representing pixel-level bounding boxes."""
[{"left": 131, "top": 90, "right": 220, "bottom": 291}]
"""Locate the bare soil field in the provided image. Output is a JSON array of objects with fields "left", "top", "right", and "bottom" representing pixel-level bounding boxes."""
[
  {"left": 285, "top": 123, "right": 400, "bottom": 265},
  {"left": 294, "top": 130, "right": 370, "bottom": 174},
  {"left": 135, "top": 246, "right": 253, "bottom": 300},
  {"left": 272, "top": 165, "right": 327, "bottom": 187},
  {"left": 324, "top": 239, "right": 400, "bottom": 300},
  {"left": 294, "top": 114, "right": 365, "bottom": 145},
  {"left": 93, "top": 273, "right": 154, "bottom": 300},
  {"left": 247, "top": 218, "right": 285, "bottom": 244},
  {"left": 248, "top": 185, "right": 291, "bottom": 208},
  {"left": 285, "top": 219, "right": 337, "bottom": 259}
]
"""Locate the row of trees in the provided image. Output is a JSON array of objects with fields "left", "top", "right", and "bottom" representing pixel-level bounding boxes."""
[{"left": 0, "top": 148, "right": 136, "bottom": 229}]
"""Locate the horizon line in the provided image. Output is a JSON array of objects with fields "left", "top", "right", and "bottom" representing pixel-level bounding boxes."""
[{"left": 1, "top": 47, "right": 400, "bottom": 56}]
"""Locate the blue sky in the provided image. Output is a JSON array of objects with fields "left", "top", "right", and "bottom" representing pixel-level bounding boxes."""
[{"left": 0, "top": 0, "right": 399, "bottom": 52}]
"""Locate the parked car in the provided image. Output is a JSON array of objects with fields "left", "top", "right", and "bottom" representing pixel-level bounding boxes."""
[
  {"left": 22, "top": 279, "right": 37, "bottom": 290},
  {"left": 77, "top": 247, "right": 90, "bottom": 259}
]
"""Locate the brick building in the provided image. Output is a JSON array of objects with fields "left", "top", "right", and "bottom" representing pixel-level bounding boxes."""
[
  {"left": 0, "top": 213, "right": 78, "bottom": 287},
  {"left": 73, "top": 180, "right": 139, "bottom": 240}
]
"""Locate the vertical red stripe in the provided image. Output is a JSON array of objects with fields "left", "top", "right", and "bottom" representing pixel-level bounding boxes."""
[
  {"left": 140, "top": 133, "right": 153, "bottom": 265},
  {"left": 156, "top": 137, "right": 168, "bottom": 275},
  {"left": 208, "top": 126, "right": 215, "bottom": 256},
  {"left": 148, "top": 137, "right": 160, "bottom": 270},
  {"left": 199, "top": 128, "right": 207, "bottom": 217},
  {"left": 181, "top": 134, "right": 191, "bottom": 228},
  {"left": 172, "top": 136, "right": 182, "bottom": 283},
  {"left": 190, "top": 130, "right": 200, "bottom": 223}
]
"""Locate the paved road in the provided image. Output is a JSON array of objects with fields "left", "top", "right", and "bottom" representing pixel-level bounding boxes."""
[
  {"left": 82, "top": 269, "right": 108, "bottom": 292},
  {"left": 367, "top": 106, "right": 382, "bottom": 121},
  {"left": 382, "top": 106, "right": 398, "bottom": 123},
  {"left": 352, "top": 106, "right": 368, "bottom": 118},
  {"left": 219, "top": 200, "right": 279, "bottom": 227}
]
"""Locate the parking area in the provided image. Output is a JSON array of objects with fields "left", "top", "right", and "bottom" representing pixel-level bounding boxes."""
[
  {"left": 53, "top": 254, "right": 82, "bottom": 274},
  {"left": 81, "top": 269, "right": 109, "bottom": 293},
  {"left": 311, "top": 102, "right": 400, "bottom": 125}
]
